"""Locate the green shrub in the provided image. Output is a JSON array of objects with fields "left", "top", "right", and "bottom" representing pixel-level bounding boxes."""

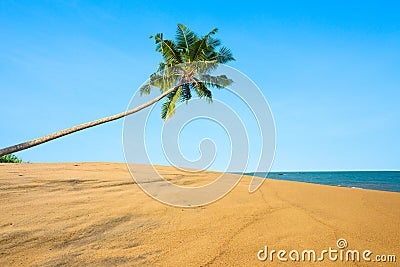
[{"left": 0, "top": 154, "right": 22, "bottom": 163}]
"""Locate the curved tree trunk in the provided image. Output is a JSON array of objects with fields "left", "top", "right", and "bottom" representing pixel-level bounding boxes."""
[{"left": 0, "top": 87, "right": 177, "bottom": 157}]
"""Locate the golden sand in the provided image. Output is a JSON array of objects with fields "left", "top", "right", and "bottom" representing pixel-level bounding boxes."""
[{"left": 1, "top": 163, "right": 399, "bottom": 266}]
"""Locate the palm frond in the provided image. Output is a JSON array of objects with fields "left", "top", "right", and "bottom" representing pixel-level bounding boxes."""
[
  {"left": 189, "top": 61, "right": 219, "bottom": 74},
  {"left": 161, "top": 40, "right": 182, "bottom": 65},
  {"left": 216, "top": 46, "right": 235, "bottom": 63},
  {"left": 161, "top": 88, "right": 182, "bottom": 120},
  {"left": 151, "top": 34, "right": 182, "bottom": 65},
  {"left": 180, "top": 83, "right": 192, "bottom": 102},
  {"left": 176, "top": 24, "right": 196, "bottom": 58},
  {"left": 139, "top": 82, "right": 153, "bottom": 96},
  {"left": 207, "top": 36, "right": 221, "bottom": 48},
  {"left": 189, "top": 27, "right": 218, "bottom": 62},
  {"left": 192, "top": 82, "right": 212, "bottom": 103},
  {"left": 198, "top": 74, "right": 233, "bottom": 89},
  {"left": 139, "top": 70, "right": 183, "bottom": 95}
]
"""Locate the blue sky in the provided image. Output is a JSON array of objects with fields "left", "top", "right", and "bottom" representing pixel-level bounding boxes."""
[{"left": 0, "top": 0, "right": 399, "bottom": 171}]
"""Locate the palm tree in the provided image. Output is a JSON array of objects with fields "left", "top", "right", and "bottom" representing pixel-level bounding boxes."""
[
  {"left": 0, "top": 24, "right": 234, "bottom": 157},
  {"left": 141, "top": 24, "right": 234, "bottom": 119}
]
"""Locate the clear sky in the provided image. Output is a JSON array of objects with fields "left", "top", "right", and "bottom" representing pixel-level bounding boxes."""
[{"left": 0, "top": 0, "right": 399, "bottom": 171}]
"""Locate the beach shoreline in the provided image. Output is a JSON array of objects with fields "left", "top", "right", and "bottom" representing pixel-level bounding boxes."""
[{"left": 1, "top": 163, "right": 399, "bottom": 266}]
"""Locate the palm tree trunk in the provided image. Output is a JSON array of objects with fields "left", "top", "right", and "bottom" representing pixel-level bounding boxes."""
[{"left": 0, "top": 87, "right": 177, "bottom": 157}]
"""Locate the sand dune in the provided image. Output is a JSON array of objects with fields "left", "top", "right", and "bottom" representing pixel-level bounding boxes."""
[{"left": 0, "top": 163, "right": 399, "bottom": 266}]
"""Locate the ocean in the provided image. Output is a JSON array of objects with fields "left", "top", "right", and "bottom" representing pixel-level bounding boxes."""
[{"left": 246, "top": 171, "right": 400, "bottom": 193}]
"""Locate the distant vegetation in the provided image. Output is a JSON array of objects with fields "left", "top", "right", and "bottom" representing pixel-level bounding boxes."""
[{"left": 0, "top": 154, "right": 22, "bottom": 163}]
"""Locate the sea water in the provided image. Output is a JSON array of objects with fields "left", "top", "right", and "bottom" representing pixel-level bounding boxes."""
[{"left": 246, "top": 171, "right": 400, "bottom": 193}]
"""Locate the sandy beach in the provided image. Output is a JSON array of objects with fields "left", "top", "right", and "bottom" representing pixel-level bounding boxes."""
[{"left": 0, "top": 163, "right": 399, "bottom": 266}]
